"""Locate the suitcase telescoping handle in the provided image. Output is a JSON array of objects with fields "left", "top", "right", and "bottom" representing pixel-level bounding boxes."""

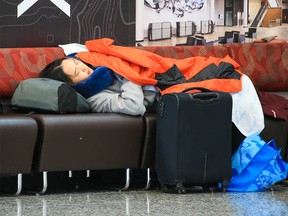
[{"left": 182, "top": 87, "right": 219, "bottom": 101}]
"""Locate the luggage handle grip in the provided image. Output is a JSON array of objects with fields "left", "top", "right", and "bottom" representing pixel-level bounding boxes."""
[
  {"left": 183, "top": 87, "right": 219, "bottom": 101},
  {"left": 182, "top": 87, "right": 211, "bottom": 93},
  {"left": 192, "top": 92, "right": 218, "bottom": 100}
]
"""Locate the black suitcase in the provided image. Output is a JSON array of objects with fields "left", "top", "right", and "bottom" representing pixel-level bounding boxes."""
[{"left": 155, "top": 90, "right": 232, "bottom": 193}]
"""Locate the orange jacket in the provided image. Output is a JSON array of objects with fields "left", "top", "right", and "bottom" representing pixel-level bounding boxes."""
[{"left": 77, "top": 38, "right": 243, "bottom": 94}]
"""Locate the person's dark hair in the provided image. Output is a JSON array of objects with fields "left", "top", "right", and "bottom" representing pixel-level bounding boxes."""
[
  {"left": 39, "top": 57, "right": 95, "bottom": 84},
  {"left": 39, "top": 57, "right": 73, "bottom": 84}
]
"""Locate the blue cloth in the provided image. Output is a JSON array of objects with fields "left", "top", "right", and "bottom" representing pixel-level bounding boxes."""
[
  {"left": 227, "top": 133, "right": 288, "bottom": 192},
  {"left": 67, "top": 52, "right": 77, "bottom": 57},
  {"left": 72, "top": 66, "right": 115, "bottom": 99}
]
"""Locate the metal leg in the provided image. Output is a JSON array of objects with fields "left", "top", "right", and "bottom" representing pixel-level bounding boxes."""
[
  {"left": 15, "top": 174, "right": 22, "bottom": 196},
  {"left": 146, "top": 193, "right": 150, "bottom": 214},
  {"left": 120, "top": 168, "right": 130, "bottom": 191},
  {"left": 42, "top": 198, "right": 47, "bottom": 216},
  {"left": 39, "top": 171, "right": 48, "bottom": 194},
  {"left": 16, "top": 198, "right": 22, "bottom": 215},
  {"left": 125, "top": 195, "right": 130, "bottom": 215},
  {"left": 68, "top": 171, "right": 72, "bottom": 178},
  {"left": 86, "top": 170, "right": 90, "bottom": 178},
  {"left": 143, "top": 168, "right": 151, "bottom": 190}
]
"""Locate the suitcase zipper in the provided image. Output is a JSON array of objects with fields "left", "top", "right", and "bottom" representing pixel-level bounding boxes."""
[
  {"left": 158, "top": 101, "right": 165, "bottom": 117},
  {"left": 203, "top": 153, "right": 207, "bottom": 184}
]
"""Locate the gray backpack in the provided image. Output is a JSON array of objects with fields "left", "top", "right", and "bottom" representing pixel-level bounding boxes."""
[{"left": 11, "top": 78, "right": 91, "bottom": 113}]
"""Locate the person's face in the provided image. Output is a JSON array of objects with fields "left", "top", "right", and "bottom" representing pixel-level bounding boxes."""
[{"left": 61, "top": 58, "right": 94, "bottom": 84}]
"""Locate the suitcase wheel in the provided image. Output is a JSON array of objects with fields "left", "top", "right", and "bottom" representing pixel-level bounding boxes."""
[
  {"left": 218, "top": 179, "right": 229, "bottom": 192},
  {"left": 177, "top": 187, "right": 186, "bottom": 194},
  {"left": 161, "top": 183, "right": 186, "bottom": 194},
  {"left": 203, "top": 186, "right": 210, "bottom": 191},
  {"left": 176, "top": 182, "right": 186, "bottom": 194},
  {"left": 161, "top": 184, "right": 168, "bottom": 193}
]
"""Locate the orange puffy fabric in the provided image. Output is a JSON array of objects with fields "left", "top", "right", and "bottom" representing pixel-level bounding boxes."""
[{"left": 77, "top": 38, "right": 243, "bottom": 94}]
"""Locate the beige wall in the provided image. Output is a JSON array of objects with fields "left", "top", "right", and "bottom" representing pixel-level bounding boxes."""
[
  {"left": 249, "top": 0, "right": 261, "bottom": 23},
  {"left": 262, "top": 8, "right": 282, "bottom": 26}
]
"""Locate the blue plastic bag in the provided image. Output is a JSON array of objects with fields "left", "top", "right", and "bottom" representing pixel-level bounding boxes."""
[{"left": 227, "top": 133, "right": 288, "bottom": 192}]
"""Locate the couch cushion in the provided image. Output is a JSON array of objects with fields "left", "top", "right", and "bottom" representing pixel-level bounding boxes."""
[
  {"left": 0, "top": 115, "right": 38, "bottom": 175},
  {"left": 224, "top": 43, "right": 288, "bottom": 91},
  {"left": 268, "top": 39, "right": 287, "bottom": 43},
  {"left": 31, "top": 113, "right": 144, "bottom": 171},
  {"left": 141, "top": 113, "right": 157, "bottom": 168},
  {"left": 0, "top": 47, "right": 65, "bottom": 99},
  {"left": 136, "top": 45, "right": 229, "bottom": 59},
  {"left": 253, "top": 38, "right": 287, "bottom": 44}
]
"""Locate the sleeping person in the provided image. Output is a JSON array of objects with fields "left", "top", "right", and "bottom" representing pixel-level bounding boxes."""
[
  {"left": 40, "top": 38, "right": 264, "bottom": 138},
  {"left": 39, "top": 57, "right": 158, "bottom": 116}
]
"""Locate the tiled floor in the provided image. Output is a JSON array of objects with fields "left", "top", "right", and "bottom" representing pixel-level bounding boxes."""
[
  {"left": 0, "top": 186, "right": 288, "bottom": 215},
  {"left": 0, "top": 169, "right": 288, "bottom": 216}
]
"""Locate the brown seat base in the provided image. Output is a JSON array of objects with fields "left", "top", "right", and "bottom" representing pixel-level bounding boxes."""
[{"left": 31, "top": 113, "right": 144, "bottom": 172}]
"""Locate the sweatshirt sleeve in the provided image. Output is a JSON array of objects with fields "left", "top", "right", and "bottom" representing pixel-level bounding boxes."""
[{"left": 87, "top": 80, "right": 146, "bottom": 116}]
